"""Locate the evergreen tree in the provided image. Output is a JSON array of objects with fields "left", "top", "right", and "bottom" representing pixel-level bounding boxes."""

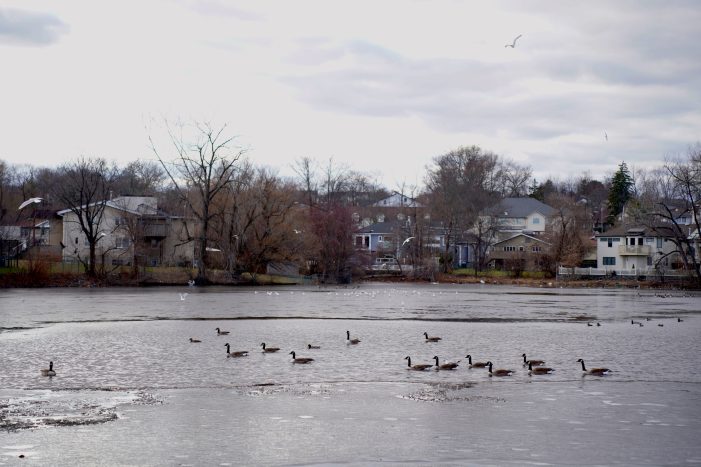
[{"left": 607, "top": 161, "right": 634, "bottom": 224}]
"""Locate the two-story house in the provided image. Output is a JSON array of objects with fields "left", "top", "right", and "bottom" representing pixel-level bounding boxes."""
[
  {"left": 484, "top": 197, "right": 556, "bottom": 242},
  {"left": 595, "top": 225, "right": 682, "bottom": 273},
  {"left": 58, "top": 196, "right": 195, "bottom": 268}
]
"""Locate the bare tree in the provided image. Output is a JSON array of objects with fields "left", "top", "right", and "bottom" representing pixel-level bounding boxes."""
[
  {"left": 150, "top": 121, "right": 246, "bottom": 284},
  {"left": 292, "top": 156, "right": 318, "bottom": 208},
  {"left": 112, "top": 160, "right": 165, "bottom": 196},
  {"left": 425, "top": 146, "right": 510, "bottom": 272},
  {"left": 501, "top": 160, "right": 533, "bottom": 197},
  {"left": 52, "top": 157, "right": 117, "bottom": 277},
  {"left": 543, "top": 193, "right": 592, "bottom": 273},
  {"left": 639, "top": 146, "right": 701, "bottom": 283}
]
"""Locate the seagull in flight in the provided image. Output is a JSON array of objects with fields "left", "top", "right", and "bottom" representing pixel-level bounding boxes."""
[
  {"left": 18, "top": 197, "right": 43, "bottom": 211},
  {"left": 604, "top": 131, "right": 608, "bottom": 141},
  {"left": 505, "top": 34, "right": 522, "bottom": 48}
]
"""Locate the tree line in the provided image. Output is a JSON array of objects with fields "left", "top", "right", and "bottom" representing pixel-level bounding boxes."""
[{"left": 1, "top": 122, "right": 699, "bottom": 283}]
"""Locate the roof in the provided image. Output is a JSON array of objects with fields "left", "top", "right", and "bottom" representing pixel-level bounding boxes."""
[
  {"left": 595, "top": 224, "right": 679, "bottom": 238},
  {"left": 356, "top": 221, "right": 404, "bottom": 234},
  {"left": 492, "top": 233, "right": 551, "bottom": 246},
  {"left": 487, "top": 197, "right": 556, "bottom": 218},
  {"left": 371, "top": 191, "right": 423, "bottom": 208}
]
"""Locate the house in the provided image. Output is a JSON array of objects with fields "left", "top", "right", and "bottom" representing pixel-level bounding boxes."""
[
  {"left": 483, "top": 197, "right": 555, "bottom": 242},
  {"left": 0, "top": 209, "right": 64, "bottom": 263},
  {"left": 487, "top": 233, "right": 550, "bottom": 271},
  {"left": 371, "top": 192, "right": 423, "bottom": 209},
  {"left": 595, "top": 225, "right": 682, "bottom": 273},
  {"left": 353, "top": 191, "right": 425, "bottom": 229},
  {"left": 354, "top": 220, "right": 403, "bottom": 255},
  {"left": 58, "top": 196, "right": 195, "bottom": 268}
]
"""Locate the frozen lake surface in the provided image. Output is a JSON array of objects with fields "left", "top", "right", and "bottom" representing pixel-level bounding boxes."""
[{"left": 1, "top": 283, "right": 700, "bottom": 465}]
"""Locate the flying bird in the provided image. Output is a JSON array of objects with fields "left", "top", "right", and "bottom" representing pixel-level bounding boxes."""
[
  {"left": 18, "top": 197, "right": 43, "bottom": 211},
  {"left": 505, "top": 34, "right": 522, "bottom": 48},
  {"left": 604, "top": 131, "right": 608, "bottom": 141}
]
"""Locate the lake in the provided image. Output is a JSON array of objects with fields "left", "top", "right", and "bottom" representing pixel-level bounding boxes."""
[{"left": 1, "top": 283, "right": 700, "bottom": 465}]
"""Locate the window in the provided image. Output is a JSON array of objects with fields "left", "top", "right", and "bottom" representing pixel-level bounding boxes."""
[
  {"left": 532, "top": 246, "right": 542, "bottom": 253},
  {"left": 504, "top": 246, "right": 516, "bottom": 252},
  {"left": 608, "top": 239, "right": 613, "bottom": 248},
  {"left": 638, "top": 238, "right": 643, "bottom": 246},
  {"left": 532, "top": 217, "right": 540, "bottom": 224},
  {"left": 656, "top": 238, "right": 663, "bottom": 248},
  {"left": 645, "top": 238, "right": 654, "bottom": 244},
  {"left": 647, "top": 256, "right": 653, "bottom": 266},
  {"left": 603, "top": 257, "right": 616, "bottom": 266},
  {"left": 518, "top": 246, "right": 524, "bottom": 251},
  {"left": 115, "top": 237, "right": 130, "bottom": 249}
]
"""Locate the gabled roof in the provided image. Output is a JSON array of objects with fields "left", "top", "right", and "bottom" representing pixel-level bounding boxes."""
[
  {"left": 57, "top": 197, "right": 162, "bottom": 217},
  {"left": 595, "top": 224, "right": 679, "bottom": 238},
  {"left": 487, "top": 197, "right": 555, "bottom": 218},
  {"left": 371, "top": 191, "right": 423, "bottom": 208},
  {"left": 356, "top": 220, "right": 404, "bottom": 234},
  {"left": 492, "top": 233, "right": 551, "bottom": 246}
]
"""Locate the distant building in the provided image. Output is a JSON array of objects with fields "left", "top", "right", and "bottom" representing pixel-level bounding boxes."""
[
  {"left": 58, "top": 196, "right": 195, "bottom": 268},
  {"left": 483, "top": 197, "right": 555, "bottom": 242}
]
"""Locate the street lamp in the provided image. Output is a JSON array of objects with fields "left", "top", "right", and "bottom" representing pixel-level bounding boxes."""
[{"left": 18, "top": 197, "right": 43, "bottom": 249}]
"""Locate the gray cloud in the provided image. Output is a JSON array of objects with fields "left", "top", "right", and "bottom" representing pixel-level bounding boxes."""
[
  {"left": 282, "top": 1, "right": 701, "bottom": 147},
  {"left": 0, "top": 8, "right": 68, "bottom": 46}
]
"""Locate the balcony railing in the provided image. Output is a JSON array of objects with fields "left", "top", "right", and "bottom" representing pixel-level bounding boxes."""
[
  {"left": 618, "top": 245, "right": 651, "bottom": 256},
  {"left": 143, "top": 224, "right": 167, "bottom": 237}
]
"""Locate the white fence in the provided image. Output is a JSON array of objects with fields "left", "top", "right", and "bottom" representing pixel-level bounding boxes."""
[{"left": 557, "top": 266, "right": 690, "bottom": 279}]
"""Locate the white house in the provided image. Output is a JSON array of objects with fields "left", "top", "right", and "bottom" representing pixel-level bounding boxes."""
[
  {"left": 595, "top": 225, "right": 681, "bottom": 273},
  {"left": 482, "top": 198, "right": 555, "bottom": 242}
]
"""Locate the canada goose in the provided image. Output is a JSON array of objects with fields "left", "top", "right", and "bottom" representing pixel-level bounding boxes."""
[
  {"left": 596, "top": 322, "right": 601, "bottom": 327},
  {"left": 587, "top": 323, "right": 593, "bottom": 326},
  {"left": 346, "top": 330, "right": 361, "bottom": 345},
  {"left": 224, "top": 343, "right": 248, "bottom": 358},
  {"left": 678, "top": 317, "right": 684, "bottom": 322},
  {"left": 404, "top": 356, "right": 432, "bottom": 371},
  {"left": 522, "top": 353, "right": 544, "bottom": 366},
  {"left": 528, "top": 361, "right": 554, "bottom": 375},
  {"left": 423, "top": 332, "right": 442, "bottom": 342},
  {"left": 465, "top": 354, "right": 489, "bottom": 368},
  {"left": 40, "top": 361, "right": 56, "bottom": 377},
  {"left": 577, "top": 358, "right": 610, "bottom": 375},
  {"left": 658, "top": 323, "right": 664, "bottom": 327},
  {"left": 260, "top": 343, "right": 280, "bottom": 353},
  {"left": 189, "top": 338, "right": 201, "bottom": 343},
  {"left": 216, "top": 327, "right": 230, "bottom": 336},
  {"left": 433, "top": 356, "right": 459, "bottom": 370},
  {"left": 486, "top": 361, "right": 514, "bottom": 377},
  {"left": 307, "top": 344, "right": 321, "bottom": 349},
  {"left": 289, "top": 351, "right": 314, "bottom": 364}
]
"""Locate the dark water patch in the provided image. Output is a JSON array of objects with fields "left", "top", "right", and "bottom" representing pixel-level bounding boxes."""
[{"left": 0, "top": 326, "right": 38, "bottom": 332}]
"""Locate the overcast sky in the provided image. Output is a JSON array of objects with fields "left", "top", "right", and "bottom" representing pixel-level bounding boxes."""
[{"left": 1, "top": 1, "right": 700, "bottom": 190}]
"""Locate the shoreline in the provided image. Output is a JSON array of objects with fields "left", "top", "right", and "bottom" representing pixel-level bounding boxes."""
[{"left": 0, "top": 270, "right": 696, "bottom": 290}]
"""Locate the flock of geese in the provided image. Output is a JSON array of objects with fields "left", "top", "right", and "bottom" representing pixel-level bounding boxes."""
[
  {"left": 39, "top": 328, "right": 613, "bottom": 378},
  {"left": 117, "top": 328, "right": 610, "bottom": 378}
]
